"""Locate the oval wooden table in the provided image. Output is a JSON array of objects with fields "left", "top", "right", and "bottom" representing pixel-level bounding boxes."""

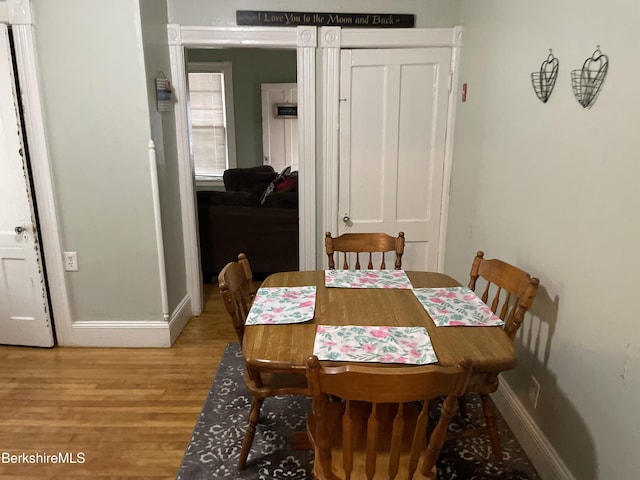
[{"left": 243, "top": 270, "right": 516, "bottom": 374}]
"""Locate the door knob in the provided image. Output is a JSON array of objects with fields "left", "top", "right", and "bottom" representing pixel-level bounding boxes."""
[
  {"left": 15, "top": 225, "right": 26, "bottom": 234},
  {"left": 342, "top": 215, "right": 350, "bottom": 224}
]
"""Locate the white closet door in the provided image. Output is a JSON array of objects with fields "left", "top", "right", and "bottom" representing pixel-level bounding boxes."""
[
  {"left": 261, "top": 82, "right": 298, "bottom": 172},
  {"left": 338, "top": 47, "right": 451, "bottom": 270},
  {"left": 0, "top": 25, "right": 54, "bottom": 347}
]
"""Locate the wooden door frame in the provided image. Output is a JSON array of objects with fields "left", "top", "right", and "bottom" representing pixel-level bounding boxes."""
[
  {"left": 168, "top": 25, "right": 316, "bottom": 315},
  {"left": 320, "top": 27, "right": 462, "bottom": 271}
]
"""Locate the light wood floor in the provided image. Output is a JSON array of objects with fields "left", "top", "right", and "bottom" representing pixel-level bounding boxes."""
[{"left": 0, "top": 283, "right": 237, "bottom": 479}]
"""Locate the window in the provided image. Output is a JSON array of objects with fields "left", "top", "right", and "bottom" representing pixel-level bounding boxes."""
[{"left": 187, "top": 62, "right": 236, "bottom": 183}]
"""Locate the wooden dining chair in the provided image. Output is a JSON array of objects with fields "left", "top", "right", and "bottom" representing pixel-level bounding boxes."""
[
  {"left": 218, "top": 253, "right": 309, "bottom": 470},
  {"left": 306, "top": 356, "right": 470, "bottom": 480},
  {"left": 325, "top": 231, "right": 405, "bottom": 270},
  {"left": 218, "top": 253, "right": 257, "bottom": 346},
  {"left": 457, "top": 251, "right": 540, "bottom": 459},
  {"left": 469, "top": 251, "right": 540, "bottom": 341}
]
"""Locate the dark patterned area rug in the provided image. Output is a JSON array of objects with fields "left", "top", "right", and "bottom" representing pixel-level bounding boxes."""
[{"left": 177, "top": 343, "right": 540, "bottom": 480}]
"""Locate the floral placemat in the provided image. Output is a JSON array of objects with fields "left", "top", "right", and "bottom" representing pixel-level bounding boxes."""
[
  {"left": 245, "top": 286, "right": 316, "bottom": 325},
  {"left": 313, "top": 325, "right": 437, "bottom": 364},
  {"left": 412, "top": 287, "right": 505, "bottom": 327},
  {"left": 324, "top": 269, "right": 413, "bottom": 289}
]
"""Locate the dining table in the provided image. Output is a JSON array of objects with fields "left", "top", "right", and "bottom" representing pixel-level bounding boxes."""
[{"left": 243, "top": 270, "right": 516, "bottom": 376}]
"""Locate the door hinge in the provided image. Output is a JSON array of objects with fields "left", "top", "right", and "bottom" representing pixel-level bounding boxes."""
[{"left": 448, "top": 71, "right": 454, "bottom": 93}]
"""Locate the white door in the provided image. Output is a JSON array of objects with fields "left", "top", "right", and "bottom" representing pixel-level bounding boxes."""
[
  {"left": 261, "top": 83, "right": 298, "bottom": 172},
  {"left": 338, "top": 48, "right": 451, "bottom": 270},
  {"left": 0, "top": 25, "right": 54, "bottom": 347}
]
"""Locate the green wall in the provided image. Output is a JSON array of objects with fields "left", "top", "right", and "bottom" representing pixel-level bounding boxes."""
[
  {"left": 140, "top": 0, "right": 186, "bottom": 312},
  {"left": 32, "top": 0, "right": 164, "bottom": 326},
  {"left": 187, "top": 48, "right": 297, "bottom": 169},
  {"left": 447, "top": 1, "right": 640, "bottom": 478}
]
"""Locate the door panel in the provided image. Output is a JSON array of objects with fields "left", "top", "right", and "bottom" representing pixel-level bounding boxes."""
[
  {"left": 339, "top": 48, "right": 451, "bottom": 271},
  {"left": 261, "top": 83, "right": 298, "bottom": 172},
  {"left": 348, "top": 64, "right": 385, "bottom": 223},
  {"left": 0, "top": 25, "right": 54, "bottom": 347}
]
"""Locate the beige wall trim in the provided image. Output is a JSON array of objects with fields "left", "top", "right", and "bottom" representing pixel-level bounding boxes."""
[
  {"left": 168, "top": 293, "right": 192, "bottom": 345},
  {"left": 436, "top": 26, "right": 463, "bottom": 271},
  {"left": 6, "top": 0, "right": 31, "bottom": 25},
  {"left": 320, "top": 27, "right": 341, "bottom": 265},
  {"left": 168, "top": 24, "right": 203, "bottom": 316},
  {"left": 61, "top": 293, "right": 191, "bottom": 348},
  {"left": 11, "top": 20, "right": 74, "bottom": 345},
  {"left": 148, "top": 140, "right": 169, "bottom": 321},
  {"left": 67, "top": 321, "right": 171, "bottom": 348}
]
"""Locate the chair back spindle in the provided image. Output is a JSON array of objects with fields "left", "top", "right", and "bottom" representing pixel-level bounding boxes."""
[
  {"left": 306, "top": 355, "right": 470, "bottom": 480},
  {"left": 326, "top": 232, "right": 405, "bottom": 270}
]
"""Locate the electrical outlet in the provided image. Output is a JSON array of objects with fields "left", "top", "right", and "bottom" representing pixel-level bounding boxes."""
[
  {"left": 63, "top": 251, "right": 78, "bottom": 271},
  {"left": 528, "top": 376, "right": 540, "bottom": 409}
]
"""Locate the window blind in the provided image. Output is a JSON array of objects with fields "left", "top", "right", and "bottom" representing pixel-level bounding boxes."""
[{"left": 188, "top": 72, "right": 228, "bottom": 177}]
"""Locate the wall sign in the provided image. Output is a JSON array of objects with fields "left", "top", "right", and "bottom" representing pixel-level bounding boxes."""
[
  {"left": 274, "top": 104, "right": 297, "bottom": 118},
  {"left": 155, "top": 77, "right": 173, "bottom": 112},
  {"left": 237, "top": 10, "right": 415, "bottom": 28}
]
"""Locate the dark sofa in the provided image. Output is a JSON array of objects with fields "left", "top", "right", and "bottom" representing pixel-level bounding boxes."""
[{"left": 197, "top": 166, "right": 299, "bottom": 282}]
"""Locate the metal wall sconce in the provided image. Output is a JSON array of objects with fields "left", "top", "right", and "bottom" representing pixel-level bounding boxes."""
[
  {"left": 531, "top": 50, "right": 559, "bottom": 103},
  {"left": 571, "top": 46, "right": 609, "bottom": 109}
]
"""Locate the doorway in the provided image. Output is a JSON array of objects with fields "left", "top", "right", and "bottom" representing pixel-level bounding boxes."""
[
  {"left": 261, "top": 82, "right": 298, "bottom": 172},
  {"left": 186, "top": 48, "right": 299, "bottom": 283},
  {"left": 168, "top": 24, "right": 317, "bottom": 315}
]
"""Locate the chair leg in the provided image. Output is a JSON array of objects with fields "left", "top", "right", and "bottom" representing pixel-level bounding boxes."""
[
  {"left": 238, "top": 396, "right": 265, "bottom": 470},
  {"left": 480, "top": 394, "right": 502, "bottom": 459}
]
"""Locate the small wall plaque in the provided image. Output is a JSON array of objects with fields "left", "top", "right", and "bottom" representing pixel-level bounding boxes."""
[
  {"left": 274, "top": 104, "right": 297, "bottom": 118},
  {"left": 155, "top": 77, "right": 173, "bottom": 112},
  {"left": 237, "top": 10, "right": 415, "bottom": 28}
]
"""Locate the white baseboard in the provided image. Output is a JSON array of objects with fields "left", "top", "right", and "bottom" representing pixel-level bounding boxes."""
[
  {"left": 169, "top": 294, "right": 192, "bottom": 345},
  {"left": 66, "top": 320, "right": 173, "bottom": 347},
  {"left": 62, "top": 294, "right": 192, "bottom": 347},
  {"left": 493, "top": 379, "right": 576, "bottom": 480}
]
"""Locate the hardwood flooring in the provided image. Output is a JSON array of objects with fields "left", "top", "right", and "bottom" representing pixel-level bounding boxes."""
[{"left": 0, "top": 283, "right": 237, "bottom": 479}]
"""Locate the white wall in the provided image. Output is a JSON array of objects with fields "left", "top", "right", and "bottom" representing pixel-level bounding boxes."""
[{"left": 447, "top": 1, "right": 640, "bottom": 478}]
